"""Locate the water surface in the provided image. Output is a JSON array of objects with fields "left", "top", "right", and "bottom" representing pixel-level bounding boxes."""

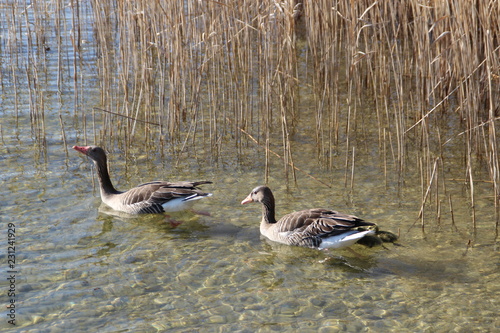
[
  {"left": 0, "top": 2, "right": 498, "bottom": 332},
  {"left": 0, "top": 135, "right": 498, "bottom": 332}
]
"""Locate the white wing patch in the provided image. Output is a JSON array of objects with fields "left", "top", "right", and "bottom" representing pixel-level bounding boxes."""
[{"left": 319, "top": 230, "right": 375, "bottom": 249}]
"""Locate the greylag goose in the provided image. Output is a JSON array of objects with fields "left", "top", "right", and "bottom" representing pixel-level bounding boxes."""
[
  {"left": 73, "top": 145, "right": 212, "bottom": 214},
  {"left": 241, "top": 186, "right": 395, "bottom": 250}
]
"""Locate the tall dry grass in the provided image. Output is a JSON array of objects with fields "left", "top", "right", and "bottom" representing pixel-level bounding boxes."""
[
  {"left": 2, "top": 0, "right": 499, "bottom": 230},
  {"left": 303, "top": 0, "right": 499, "bottom": 229}
]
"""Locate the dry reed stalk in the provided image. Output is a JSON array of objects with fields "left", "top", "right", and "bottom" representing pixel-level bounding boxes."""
[
  {"left": 70, "top": 0, "right": 81, "bottom": 116},
  {"left": 418, "top": 158, "right": 439, "bottom": 229},
  {"left": 484, "top": 29, "right": 500, "bottom": 224},
  {"left": 350, "top": 146, "right": 355, "bottom": 191},
  {"left": 21, "top": 1, "right": 50, "bottom": 147},
  {"left": 419, "top": 157, "right": 425, "bottom": 228},
  {"left": 2, "top": 3, "right": 21, "bottom": 124},
  {"left": 466, "top": 137, "right": 477, "bottom": 230},
  {"left": 448, "top": 194, "right": 457, "bottom": 231},
  {"left": 303, "top": 0, "right": 339, "bottom": 168},
  {"left": 0, "top": 125, "right": 4, "bottom": 146}
]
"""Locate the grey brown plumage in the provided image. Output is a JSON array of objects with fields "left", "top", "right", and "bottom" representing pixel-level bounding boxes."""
[
  {"left": 241, "top": 186, "right": 394, "bottom": 249},
  {"left": 73, "top": 145, "right": 212, "bottom": 214}
]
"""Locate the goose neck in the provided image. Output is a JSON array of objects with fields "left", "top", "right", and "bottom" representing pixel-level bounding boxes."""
[
  {"left": 93, "top": 158, "right": 119, "bottom": 195},
  {"left": 261, "top": 199, "right": 277, "bottom": 224}
]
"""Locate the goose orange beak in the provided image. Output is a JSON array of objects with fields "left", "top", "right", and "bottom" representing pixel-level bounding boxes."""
[{"left": 241, "top": 195, "right": 253, "bottom": 205}]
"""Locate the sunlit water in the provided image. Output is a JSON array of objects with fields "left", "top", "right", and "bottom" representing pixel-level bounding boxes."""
[
  {"left": 1, "top": 3, "right": 499, "bottom": 333},
  {"left": 1, "top": 127, "right": 498, "bottom": 332}
]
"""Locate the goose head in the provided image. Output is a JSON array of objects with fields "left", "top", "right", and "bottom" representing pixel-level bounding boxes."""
[
  {"left": 241, "top": 185, "right": 276, "bottom": 207},
  {"left": 73, "top": 145, "right": 107, "bottom": 164}
]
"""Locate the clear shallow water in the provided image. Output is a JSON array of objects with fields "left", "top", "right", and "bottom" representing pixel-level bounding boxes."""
[{"left": 0, "top": 136, "right": 499, "bottom": 332}]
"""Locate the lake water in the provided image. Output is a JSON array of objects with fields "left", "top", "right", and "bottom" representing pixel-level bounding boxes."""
[{"left": 1, "top": 2, "right": 499, "bottom": 333}]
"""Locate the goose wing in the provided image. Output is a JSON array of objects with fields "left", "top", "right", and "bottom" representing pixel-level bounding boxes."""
[
  {"left": 148, "top": 181, "right": 212, "bottom": 204},
  {"left": 277, "top": 209, "right": 372, "bottom": 234},
  {"left": 119, "top": 181, "right": 212, "bottom": 206},
  {"left": 276, "top": 209, "right": 375, "bottom": 247}
]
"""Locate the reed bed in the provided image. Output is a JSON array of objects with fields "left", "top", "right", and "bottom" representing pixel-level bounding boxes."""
[{"left": 1, "top": 0, "right": 499, "bottom": 230}]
